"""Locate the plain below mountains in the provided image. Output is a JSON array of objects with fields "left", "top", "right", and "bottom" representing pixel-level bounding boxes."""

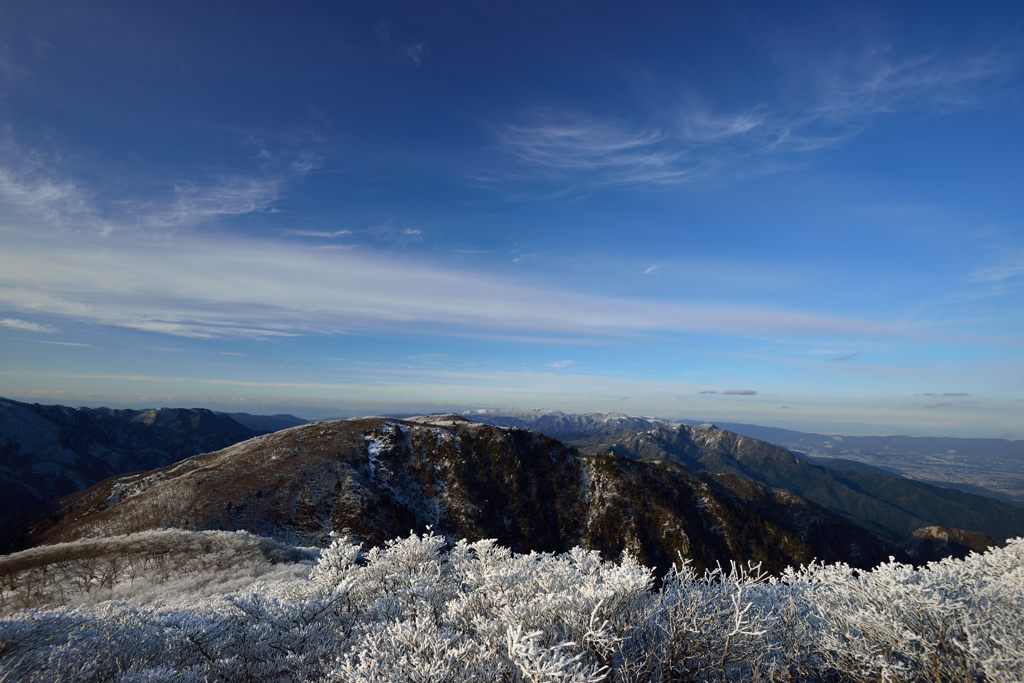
[{"left": 0, "top": 397, "right": 305, "bottom": 548}]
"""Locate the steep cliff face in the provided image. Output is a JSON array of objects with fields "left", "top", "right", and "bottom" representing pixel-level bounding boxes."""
[{"left": 31, "top": 416, "right": 897, "bottom": 573}]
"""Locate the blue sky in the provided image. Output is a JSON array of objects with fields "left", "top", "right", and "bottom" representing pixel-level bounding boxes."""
[{"left": 1, "top": 1, "right": 1022, "bottom": 436}]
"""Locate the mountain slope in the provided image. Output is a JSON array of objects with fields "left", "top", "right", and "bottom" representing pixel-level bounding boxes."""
[
  {"left": 0, "top": 397, "right": 263, "bottom": 547},
  {"left": 715, "top": 421, "right": 1024, "bottom": 504},
  {"left": 30, "top": 416, "right": 898, "bottom": 574},
  {"left": 220, "top": 412, "right": 307, "bottom": 432},
  {"left": 576, "top": 422, "right": 1024, "bottom": 544}
]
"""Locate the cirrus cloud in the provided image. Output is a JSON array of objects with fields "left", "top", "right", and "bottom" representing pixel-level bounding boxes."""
[{"left": 0, "top": 317, "right": 57, "bottom": 333}]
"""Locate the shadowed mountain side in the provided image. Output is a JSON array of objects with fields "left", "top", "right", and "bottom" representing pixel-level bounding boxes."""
[
  {"left": 220, "top": 412, "right": 308, "bottom": 433},
  {"left": 714, "top": 421, "right": 1024, "bottom": 505},
  {"left": 0, "top": 397, "right": 265, "bottom": 547},
  {"left": 575, "top": 423, "right": 1024, "bottom": 545},
  {"left": 29, "top": 417, "right": 898, "bottom": 574}
]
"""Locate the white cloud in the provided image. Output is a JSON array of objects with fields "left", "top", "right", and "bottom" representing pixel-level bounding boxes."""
[
  {"left": 0, "top": 167, "right": 78, "bottom": 207},
  {"left": 813, "top": 53, "right": 1016, "bottom": 119},
  {"left": 0, "top": 223, "right": 909, "bottom": 341},
  {"left": 0, "top": 317, "right": 57, "bottom": 333},
  {"left": 290, "top": 152, "right": 323, "bottom": 175},
  {"left": 494, "top": 113, "right": 695, "bottom": 187},
  {"left": 0, "top": 43, "right": 25, "bottom": 82},
  {"left": 0, "top": 137, "right": 319, "bottom": 242},
  {"left": 643, "top": 265, "right": 659, "bottom": 275},
  {"left": 966, "top": 250, "right": 1024, "bottom": 284},
  {"left": 142, "top": 177, "right": 283, "bottom": 228},
  {"left": 679, "top": 104, "right": 769, "bottom": 144},
  {"left": 699, "top": 388, "right": 758, "bottom": 396},
  {"left": 548, "top": 360, "right": 576, "bottom": 369},
  {"left": 39, "top": 340, "right": 91, "bottom": 347},
  {"left": 282, "top": 229, "right": 353, "bottom": 238},
  {"left": 0, "top": 153, "right": 910, "bottom": 344},
  {"left": 494, "top": 51, "right": 1017, "bottom": 189},
  {"left": 405, "top": 43, "right": 427, "bottom": 66},
  {"left": 374, "top": 21, "right": 391, "bottom": 47}
]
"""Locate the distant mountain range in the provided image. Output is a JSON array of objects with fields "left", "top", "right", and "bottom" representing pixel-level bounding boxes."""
[
  {"left": 5, "top": 400, "right": 1021, "bottom": 570},
  {"left": 574, "top": 423, "right": 1023, "bottom": 545},
  {"left": 464, "top": 410, "right": 1024, "bottom": 505},
  {"left": 0, "top": 397, "right": 306, "bottom": 549},
  {"left": 29, "top": 416, "right": 897, "bottom": 574},
  {"left": 463, "top": 410, "right": 1023, "bottom": 558},
  {"left": 462, "top": 409, "right": 671, "bottom": 439},
  {"left": 220, "top": 412, "right": 311, "bottom": 433},
  {"left": 711, "top": 421, "right": 1024, "bottom": 505}
]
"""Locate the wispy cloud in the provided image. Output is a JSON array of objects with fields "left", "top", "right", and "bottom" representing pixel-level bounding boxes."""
[
  {"left": 372, "top": 20, "right": 427, "bottom": 67},
  {"left": 828, "top": 351, "right": 861, "bottom": 362},
  {"left": 966, "top": 250, "right": 1024, "bottom": 284},
  {"left": 374, "top": 21, "right": 391, "bottom": 47},
  {"left": 812, "top": 52, "right": 1017, "bottom": 119},
  {"left": 679, "top": 104, "right": 769, "bottom": 144},
  {"left": 404, "top": 43, "right": 428, "bottom": 66},
  {"left": 38, "top": 340, "right": 91, "bottom": 347},
  {"left": 918, "top": 392, "right": 971, "bottom": 397},
  {"left": 492, "top": 51, "right": 1017, "bottom": 189},
  {"left": 0, "top": 148, "right": 920, "bottom": 343},
  {"left": 0, "top": 42, "right": 26, "bottom": 83},
  {"left": 494, "top": 113, "right": 697, "bottom": 187},
  {"left": 0, "top": 135, "right": 317, "bottom": 239},
  {"left": 0, "top": 157, "right": 906, "bottom": 342},
  {"left": 127, "top": 177, "right": 283, "bottom": 230},
  {"left": 0, "top": 229, "right": 908, "bottom": 340},
  {"left": 0, "top": 167, "right": 79, "bottom": 208},
  {"left": 282, "top": 229, "right": 353, "bottom": 238},
  {"left": 548, "top": 359, "right": 576, "bottom": 369},
  {"left": 700, "top": 389, "right": 758, "bottom": 396},
  {"left": 0, "top": 317, "right": 56, "bottom": 333},
  {"left": 643, "top": 265, "right": 659, "bottom": 276},
  {"left": 0, "top": 160, "right": 95, "bottom": 231}
]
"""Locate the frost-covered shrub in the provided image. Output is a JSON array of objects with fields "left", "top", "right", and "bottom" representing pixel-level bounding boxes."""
[
  {"left": 0, "top": 529, "right": 316, "bottom": 613},
  {"left": 1, "top": 530, "right": 1022, "bottom": 682}
]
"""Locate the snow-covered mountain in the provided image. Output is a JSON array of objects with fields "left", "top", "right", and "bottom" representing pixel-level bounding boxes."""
[
  {"left": 463, "top": 408, "right": 671, "bottom": 438},
  {"left": 30, "top": 415, "right": 897, "bottom": 574}
]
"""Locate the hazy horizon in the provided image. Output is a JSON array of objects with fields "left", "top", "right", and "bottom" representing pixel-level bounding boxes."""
[
  {"left": 3, "top": 392, "right": 1021, "bottom": 441},
  {"left": 2, "top": 2, "right": 1022, "bottom": 438}
]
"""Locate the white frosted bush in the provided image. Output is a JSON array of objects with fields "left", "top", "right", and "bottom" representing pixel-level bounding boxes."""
[{"left": 1, "top": 530, "right": 1021, "bottom": 682}]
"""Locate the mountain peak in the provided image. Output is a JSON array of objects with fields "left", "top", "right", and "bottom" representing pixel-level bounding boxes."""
[{"left": 28, "top": 415, "right": 898, "bottom": 574}]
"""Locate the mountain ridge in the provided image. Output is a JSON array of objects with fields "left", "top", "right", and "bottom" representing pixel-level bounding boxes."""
[
  {"left": 28, "top": 416, "right": 898, "bottom": 574},
  {"left": 464, "top": 410, "right": 1024, "bottom": 549},
  {"left": 0, "top": 397, "right": 306, "bottom": 550},
  {"left": 710, "top": 420, "right": 1024, "bottom": 504}
]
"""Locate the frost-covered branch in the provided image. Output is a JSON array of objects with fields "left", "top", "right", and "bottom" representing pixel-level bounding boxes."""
[{"left": 1, "top": 531, "right": 1021, "bottom": 682}]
